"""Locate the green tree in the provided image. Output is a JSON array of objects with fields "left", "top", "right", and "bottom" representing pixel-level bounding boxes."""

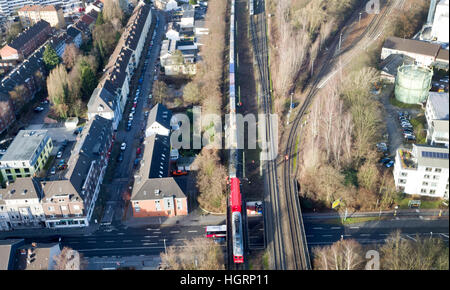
[
  {"left": 189, "top": 0, "right": 198, "bottom": 5},
  {"left": 43, "top": 44, "right": 60, "bottom": 71},
  {"left": 96, "top": 11, "right": 105, "bottom": 25},
  {"left": 79, "top": 61, "right": 97, "bottom": 101}
]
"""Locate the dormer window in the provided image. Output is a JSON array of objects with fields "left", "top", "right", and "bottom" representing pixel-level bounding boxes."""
[{"left": 98, "top": 104, "right": 104, "bottom": 112}]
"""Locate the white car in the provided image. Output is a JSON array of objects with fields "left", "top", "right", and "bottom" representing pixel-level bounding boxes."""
[
  {"left": 154, "top": 75, "right": 158, "bottom": 81},
  {"left": 148, "top": 94, "right": 153, "bottom": 99},
  {"left": 56, "top": 151, "right": 63, "bottom": 158},
  {"left": 120, "top": 143, "right": 127, "bottom": 151}
]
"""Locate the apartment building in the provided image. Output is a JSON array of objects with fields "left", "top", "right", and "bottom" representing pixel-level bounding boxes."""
[
  {"left": 425, "top": 92, "right": 449, "bottom": 147},
  {"left": 0, "top": 20, "right": 51, "bottom": 61},
  {"left": 18, "top": 4, "right": 66, "bottom": 28},
  {"left": 87, "top": 87, "right": 122, "bottom": 130},
  {"left": 0, "top": 178, "right": 46, "bottom": 229},
  {"left": 154, "top": 0, "right": 178, "bottom": 11},
  {"left": 42, "top": 115, "right": 113, "bottom": 228},
  {"left": 394, "top": 144, "right": 449, "bottom": 199},
  {"left": 0, "top": 1, "right": 82, "bottom": 16},
  {"left": 145, "top": 103, "right": 172, "bottom": 137},
  {"left": 381, "top": 37, "right": 443, "bottom": 67},
  {"left": 0, "top": 130, "right": 53, "bottom": 182}
]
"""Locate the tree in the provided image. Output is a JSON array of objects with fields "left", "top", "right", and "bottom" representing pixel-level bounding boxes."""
[
  {"left": 5, "top": 22, "right": 22, "bottom": 44},
  {"left": 189, "top": 0, "right": 198, "bottom": 5},
  {"left": 96, "top": 11, "right": 105, "bottom": 25},
  {"left": 62, "top": 43, "right": 80, "bottom": 70},
  {"left": 183, "top": 82, "right": 202, "bottom": 104},
  {"left": 153, "top": 80, "right": 168, "bottom": 103},
  {"left": 103, "top": 0, "right": 124, "bottom": 22},
  {"left": 9, "top": 85, "right": 29, "bottom": 110},
  {"left": 313, "top": 239, "right": 364, "bottom": 270},
  {"left": 54, "top": 247, "right": 87, "bottom": 270},
  {"left": 43, "top": 44, "right": 60, "bottom": 71},
  {"left": 79, "top": 60, "right": 97, "bottom": 101},
  {"left": 47, "top": 65, "right": 70, "bottom": 119},
  {"left": 160, "top": 237, "right": 225, "bottom": 270},
  {"left": 380, "top": 231, "right": 449, "bottom": 270}
]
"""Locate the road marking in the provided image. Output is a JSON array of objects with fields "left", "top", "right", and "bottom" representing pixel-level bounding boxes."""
[
  {"left": 105, "top": 241, "right": 114, "bottom": 243},
  {"left": 177, "top": 238, "right": 187, "bottom": 241},
  {"left": 259, "top": 228, "right": 264, "bottom": 231},
  {"left": 144, "top": 235, "right": 158, "bottom": 238},
  {"left": 440, "top": 233, "right": 449, "bottom": 238},
  {"left": 117, "top": 233, "right": 125, "bottom": 235},
  {"left": 419, "top": 216, "right": 423, "bottom": 220},
  {"left": 344, "top": 234, "right": 352, "bottom": 237},
  {"left": 170, "top": 231, "right": 180, "bottom": 234},
  {"left": 331, "top": 227, "right": 341, "bottom": 230},
  {"left": 153, "top": 232, "right": 161, "bottom": 234},
  {"left": 406, "top": 235, "right": 417, "bottom": 242},
  {"left": 87, "top": 241, "right": 97, "bottom": 243},
  {"left": 142, "top": 243, "right": 158, "bottom": 246},
  {"left": 313, "top": 227, "right": 323, "bottom": 230},
  {"left": 322, "top": 234, "right": 333, "bottom": 237},
  {"left": 350, "top": 226, "right": 360, "bottom": 229},
  {"left": 188, "top": 230, "right": 198, "bottom": 233},
  {"left": 379, "top": 234, "right": 389, "bottom": 236},
  {"left": 306, "top": 235, "right": 314, "bottom": 238},
  {"left": 123, "top": 240, "right": 133, "bottom": 243},
  {"left": 141, "top": 240, "right": 151, "bottom": 242},
  {"left": 360, "top": 234, "right": 371, "bottom": 237}
]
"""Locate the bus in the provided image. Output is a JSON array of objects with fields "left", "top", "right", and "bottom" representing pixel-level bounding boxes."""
[{"left": 205, "top": 225, "right": 227, "bottom": 238}]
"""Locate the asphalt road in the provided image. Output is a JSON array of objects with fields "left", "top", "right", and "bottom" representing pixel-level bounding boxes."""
[{"left": 304, "top": 219, "right": 449, "bottom": 247}]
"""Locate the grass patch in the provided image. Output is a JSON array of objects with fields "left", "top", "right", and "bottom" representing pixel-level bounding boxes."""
[
  {"left": 389, "top": 96, "right": 422, "bottom": 110},
  {"left": 262, "top": 250, "right": 270, "bottom": 270},
  {"left": 323, "top": 216, "right": 389, "bottom": 225},
  {"left": 395, "top": 196, "right": 446, "bottom": 210},
  {"left": 410, "top": 114, "right": 427, "bottom": 144}
]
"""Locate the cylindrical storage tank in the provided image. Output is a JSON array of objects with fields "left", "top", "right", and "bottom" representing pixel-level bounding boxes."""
[{"left": 395, "top": 65, "right": 433, "bottom": 104}]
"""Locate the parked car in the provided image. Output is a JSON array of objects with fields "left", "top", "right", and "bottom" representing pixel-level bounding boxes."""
[
  {"left": 117, "top": 151, "right": 124, "bottom": 162},
  {"left": 172, "top": 170, "right": 188, "bottom": 176},
  {"left": 50, "top": 167, "right": 56, "bottom": 175},
  {"left": 56, "top": 151, "right": 63, "bottom": 158},
  {"left": 144, "top": 111, "right": 149, "bottom": 117},
  {"left": 385, "top": 160, "right": 395, "bottom": 168},
  {"left": 148, "top": 94, "right": 153, "bottom": 99},
  {"left": 120, "top": 142, "right": 127, "bottom": 151},
  {"left": 379, "top": 157, "right": 391, "bottom": 164},
  {"left": 34, "top": 107, "right": 44, "bottom": 112},
  {"left": 136, "top": 147, "right": 141, "bottom": 155},
  {"left": 405, "top": 135, "right": 416, "bottom": 142}
]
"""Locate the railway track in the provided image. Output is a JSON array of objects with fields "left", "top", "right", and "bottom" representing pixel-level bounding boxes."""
[{"left": 282, "top": 0, "right": 401, "bottom": 269}]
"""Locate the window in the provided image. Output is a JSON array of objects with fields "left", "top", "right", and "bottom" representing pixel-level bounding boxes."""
[
  {"left": 433, "top": 175, "right": 440, "bottom": 180},
  {"left": 399, "top": 179, "right": 406, "bottom": 184},
  {"left": 155, "top": 200, "right": 161, "bottom": 211},
  {"left": 5, "top": 169, "right": 11, "bottom": 174},
  {"left": 422, "top": 182, "right": 429, "bottom": 186},
  {"left": 425, "top": 167, "right": 432, "bottom": 172},
  {"left": 401, "top": 172, "right": 408, "bottom": 177},
  {"left": 435, "top": 168, "right": 442, "bottom": 173},
  {"left": 48, "top": 206, "right": 54, "bottom": 211},
  {"left": 429, "top": 190, "right": 436, "bottom": 195},
  {"left": 424, "top": 175, "right": 430, "bottom": 179},
  {"left": 24, "top": 168, "right": 30, "bottom": 173},
  {"left": 177, "top": 199, "right": 183, "bottom": 210},
  {"left": 73, "top": 205, "right": 80, "bottom": 211},
  {"left": 14, "top": 169, "right": 20, "bottom": 174},
  {"left": 135, "top": 207, "right": 140, "bottom": 213},
  {"left": 431, "top": 183, "right": 437, "bottom": 187},
  {"left": 420, "top": 188, "right": 427, "bottom": 193}
]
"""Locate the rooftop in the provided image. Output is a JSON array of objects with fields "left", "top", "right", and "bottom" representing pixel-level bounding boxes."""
[
  {"left": 0, "top": 178, "right": 43, "bottom": 201},
  {"left": 14, "top": 243, "right": 61, "bottom": 270},
  {"left": 383, "top": 36, "right": 441, "bottom": 57},
  {"left": 131, "top": 177, "right": 186, "bottom": 201},
  {"left": 7, "top": 20, "right": 50, "bottom": 51},
  {"left": 428, "top": 92, "right": 449, "bottom": 120},
  {"left": 398, "top": 144, "right": 449, "bottom": 170},
  {"left": 0, "top": 130, "right": 49, "bottom": 163}
]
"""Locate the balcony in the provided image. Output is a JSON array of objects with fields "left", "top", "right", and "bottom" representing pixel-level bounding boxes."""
[{"left": 398, "top": 149, "right": 417, "bottom": 170}]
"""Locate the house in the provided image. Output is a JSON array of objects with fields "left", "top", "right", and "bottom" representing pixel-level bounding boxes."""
[
  {"left": 425, "top": 92, "right": 449, "bottom": 147},
  {"left": 166, "top": 22, "right": 181, "bottom": 42},
  {"left": 393, "top": 144, "right": 449, "bottom": 199},
  {"left": 0, "top": 239, "right": 25, "bottom": 269},
  {"left": 18, "top": 5, "right": 66, "bottom": 29},
  {"left": 14, "top": 243, "right": 61, "bottom": 270},
  {"left": 180, "top": 9, "right": 195, "bottom": 28},
  {"left": 0, "top": 92, "right": 15, "bottom": 135},
  {"left": 87, "top": 86, "right": 122, "bottom": 130},
  {"left": 145, "top": 103, "right": 172, "bottom": 137},
  {"left": 0, "top": 178, "right": 46, "bottom": 229},
  {"left": 131, "top": 177, "right": 188, "bottom": 217},
  {"left": 42, "top": 115, "right": 113, "bottom": 228},
  {"left": 0, "top": 130, "right": 53, "bottom": 182},
  {"left": 0, "top": 20, "right": 51, "bottom": 61},
  {"left": 67, "top": 26, "right": 82, "bottom": 48},
  {"left": 154, "top": 0, "right": 178, "bottom": 11},
  {"left": 381, "top": 37, "right": 443, "bottom": 67},
  {"left": 86, "top": 0, "right": 103, "bottom": 13}
]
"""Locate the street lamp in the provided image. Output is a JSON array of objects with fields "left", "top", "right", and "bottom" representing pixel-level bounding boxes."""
[{"left": 163, "top": 238, "right": 167, "bottom": 254}]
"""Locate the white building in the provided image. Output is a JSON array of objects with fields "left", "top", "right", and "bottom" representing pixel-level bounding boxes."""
[
  {"left": 425, "top": 92, "right": 449, "bottom": 147},
  {"left": 0, "top": 0, "right": 83, "bottom": 16},
  {"left": 431, "top": 0, "right": 449, "bottom": 43},
  {"left": 145, "top": 104, "right": 172, "bottom": 137},
  {"left": 393, "top": 144, "right": 449, "bottom": 199}
]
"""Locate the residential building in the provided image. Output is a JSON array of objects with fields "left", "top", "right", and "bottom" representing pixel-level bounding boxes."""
[
  {"left": 14, "top": 243, "right": 61, "bottom": 270},
  {"left": 425, "top": 92, "right": 449, "bottom": 147},
  {"left": 0, "top": 178, "right": 46, "bottom": 229},
  {"left": 393, "top": 144, "right": 449, "bottom": 199},
  {"left": 0, "top": 130, "right": 53, "bottom": 182},
  {"left": 18, "top": 4, "right": 66, "bottom": 28},
  {"left": 154, "top": 0, "right": 178, "bottom": 11},
  {"left": 0, "top": 20, "right": 51, "bottom": 61},
  {"left": 381, "top": 37, "right": 443, "bottom": 67},
  {"left": 42, "top": 115, "right": 113, "bottom": 228},
  {"left": 66, "top": 26, "right": 82, "bottom": 47},
  {"left": 0, "top": 93, "right": 16, "bottom": 135},
  {"left": 87, "top": 86, "right": 122, "bottom": 130},
  {"left": 180, "top": 9, "right": 195, "bottom": 28},
  {"left": 0, "top": 1, "right": 82, "bottom": 16},
  {"left": 431, "top": 0, "right": 449, "bottom": 43},
  {"left": 85, "top": 0, "right": 103, "bottom": 13},
  {"left": 0, "top": 239, "right": 25, "bottom": 269},
  {"left": 145, "top": 103, "right": 172, "bottom": 137}
]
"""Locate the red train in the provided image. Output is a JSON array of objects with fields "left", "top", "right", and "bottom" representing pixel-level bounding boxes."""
[{"left": 230, "top": 177, "right": 244, "bottom": 263}]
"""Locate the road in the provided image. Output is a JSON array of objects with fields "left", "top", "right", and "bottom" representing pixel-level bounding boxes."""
[{"left": 304, "top": 219, "right": 449, "bottom": 247}]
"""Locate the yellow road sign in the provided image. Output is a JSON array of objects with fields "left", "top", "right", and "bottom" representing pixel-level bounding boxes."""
[{"left": 332, "top": 198, "right": 341, "bottom": 209}]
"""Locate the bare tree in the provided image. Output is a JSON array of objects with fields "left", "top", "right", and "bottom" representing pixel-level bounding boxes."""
[
  {"left": 160, "top": 237, "right": 225, "bottom": 270},
  {"left": 313, "top": 239, "right": 364, "bottom": 270},
  {"left": 54, "top": 247, "right": 87, "bottom": 270},
  {"left": 62, "top": 43, "right": 80, "bottom": 70}
]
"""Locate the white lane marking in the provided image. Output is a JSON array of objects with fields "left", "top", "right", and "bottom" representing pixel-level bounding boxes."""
[
  {"left": 379, "top": 234, "right": 389, "bottom": 236},
  {"left": 146, "top": 228, "right": 159, "bottom": 231},
  {"left": 188, "top": 230, "right": 198, "bottom": 233},
  {"left": 344, "top": 234, "right": 352, "bottom": 237},
  {"left": 350, "top": 226, "right": 360, "bottom": 229},
  {"left": 313, "top": 227, "right": 323, "bottom": 230},
  {"left": 142, "top": 243, "right": 158, "bottom": 246},
  {"left": 144, "top": 235, "right": 158, "bottom": 238},
  {"left": 259, "top": 228, "right": 264, "bottom": 231},
  {"left": 177, "top": 238, "right": 187, "bottom": 241},
  {"left": 87, "top": 241, "right": 96, "bottom": 243},
  {"left": 322, "top": 234, "right": 333, "bottom": 237},
  {"left": 306, "top": 235, "right": 314, "bottom": 238},
  {"left": 123, "top": 240, "right": 133, "bottom": 243},
  {"left": 439, "top": 233, "right": 449, "bottom": 238},
  {"left": 153, "top": 232, "right": 161, "bottom": 234},
  {"left": 170, "top": 231, "right": 180, "bottom": 233},
  {"left": 360, "top": 234, "right": 371, "bottom": 237},
  {"left": 331, "top": 227, "right": 341, "bottom": 230},
  {"left": 117, "top": 233, "right": 125, "bottom": 235},
  {"left": 406, "top": 235, "right": 417, "bottom": 242},
  {"left": 105, "top": 241, "right": 115, "bottom": 243},
  {"left": 140, "top": 240, "right": 151, "bottom": 242}
]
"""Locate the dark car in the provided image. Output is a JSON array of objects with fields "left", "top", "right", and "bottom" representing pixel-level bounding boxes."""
[
  {"left": 117, "top": 151, "right": 124, "bottom": 162},
  {"left": 379, "top": 157, "right": 391, "bottom": 164},
  {"left": 405, "top": 135, "right": 416, "bottom": 142},
  {"left": 385, "top": 160, "right": 395, "bottom": 168}
]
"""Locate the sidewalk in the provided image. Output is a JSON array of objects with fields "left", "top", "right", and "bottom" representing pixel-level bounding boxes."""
[
  {"left": 0, "top": 223, "right": 100, "bottom": 240},
  {"left": 123, "top": 206, "right": 226, "bottom": 228},
  {"left": 86, "top": 255, "right": 161, "bottom": 270},
  {"left": 303, "top": 208, "right": 449, "bottom": 219}
]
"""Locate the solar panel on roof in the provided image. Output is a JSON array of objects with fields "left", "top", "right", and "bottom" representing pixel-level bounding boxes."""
[{"left": 422, "top": 151, "right": 449, "bottom": 159}]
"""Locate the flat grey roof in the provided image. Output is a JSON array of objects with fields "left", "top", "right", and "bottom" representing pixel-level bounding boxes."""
[
  {"left": 1, "top": 130, "right": 49, "bottom": 163},
  {"left": 428, "top": 92, "right": 449, "bottom": 120},
  {"left": 414, "top": 144, "right": 449, "bottom": 169}
]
